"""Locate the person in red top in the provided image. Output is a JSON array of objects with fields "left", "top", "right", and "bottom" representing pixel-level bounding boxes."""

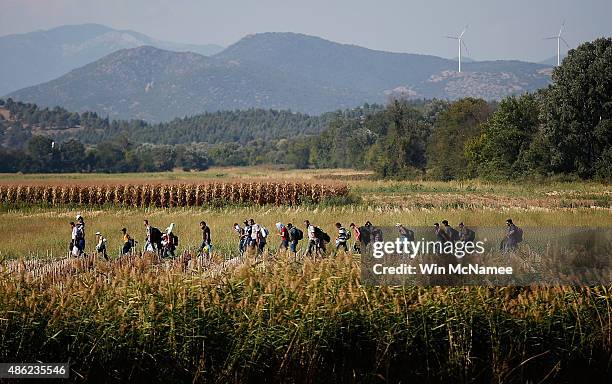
[
  {"left": 349, "top": 223, "right": 361, "bottom": 253},
  {"left": 276, "top": 222, "right": 289, "bottom": 250}
]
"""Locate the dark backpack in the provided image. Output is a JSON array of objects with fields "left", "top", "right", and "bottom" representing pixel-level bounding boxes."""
[
  {"left": 448, "top": 227, "right": 460, "bottom": 242},
  {"left": 314, "top": 227, "right": 330, "bottom": 243},
  {"left": 291, "top": 227, "right": 303, "bottom": 241},
  {"left": 404, "top": 229, "right": 415, "bottom": 242},
  {"left": 150, "top": 227, "right": 162, "bottom": 243},
  {"left": 359, "top": 226, "right": 371, "bottom": 244},
  {"left": 173, "top": 234, "right": 179, "bottom": 246},
  {"left": 515, "top": 227, "right": 523, "bottom": 242},
  {"left": 464, "top": 228, "right": 476, "bottom": 242}
]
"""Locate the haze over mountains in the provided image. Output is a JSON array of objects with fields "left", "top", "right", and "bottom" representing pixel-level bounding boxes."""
[
  {"left": 5, "top": 25, "right": 553, "bottom": 121},
  {"left": 0, "top": 24, "right": 224, "bottom": 95}
]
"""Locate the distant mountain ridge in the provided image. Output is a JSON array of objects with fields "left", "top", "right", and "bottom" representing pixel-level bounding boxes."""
[
  {"left": 0, "top": 23, "right": 224, "bottom": 95},
  {"left": 7, "top": 31, "right": 553, "bottom": 121}
]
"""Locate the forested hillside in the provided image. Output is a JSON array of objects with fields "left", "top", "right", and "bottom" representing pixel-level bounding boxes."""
[{"left": 1, "top": 38, "right": 609, "bottom": 180}]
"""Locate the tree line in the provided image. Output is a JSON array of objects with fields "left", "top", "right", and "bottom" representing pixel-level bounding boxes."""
[
  {"left": 288, "top": 37, "right": 611, "bottom": 181},
  {"left": 0, "top": 37, "right": 609, "bottom": 179}
]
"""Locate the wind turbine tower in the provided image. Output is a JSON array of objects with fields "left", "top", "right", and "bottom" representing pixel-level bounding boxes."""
[
  {"left": 545, "top": 21, "right": 570, "bottom": 66},
  {"left": 446, "top": 25, "right": 469, "bottom": 72}
]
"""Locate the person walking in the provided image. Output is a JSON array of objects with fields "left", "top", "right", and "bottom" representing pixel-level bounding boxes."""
[
  {"left": 69, "top": 221, "right": 79, "bottom": 257},
  {"left": 198, "top": 221, "right": 212, "bottom": 257},
  {"left": 143, "top": 220, "right": 163, "bottom": 253},
  {"left": 75, "top": 214, "right": 85, "bottom": 255},
  {"left": 442, "top": 220, "right": 459, "bottom": 242},
  {"left": 162, "top": 223, "right": 178, "bottom": 259},
  {"left": 95, "top": 231, "right": 109, "bottom": 260},
  {"left": 396, "top": 223, "right": 415, "bottom": 241},
  {"left": 334, "top": 222, "right": 350, "bottom": 255},
  {"left": 121, "top": 228, "right": 133, "bottom": 255},
  {"left": 458, "top": 222, "right": 476, "bottom": 242},
  {"left": 234, "top": 222, "right": 246, "bottom": 255},
  {"left": 434, "top": 223, "right": 449, "bottom": 242},
  {"left": 144, "top": 219, "right": 153, "bottom": 252},
  {"left": 304, "top": 220, "right": 318, "bottom": 257},
  {"left": 286, "top": 223, "right": 302, "bottom": 256},
  {"left": 349, "top": 223, "right": 362, "bottom": 253},
  {"left": 277, "top": 222, "right": 289, "bottom": 251},
  {"left": 502, "top": 219, "right": 522, "bottom": 252},
  {"left": 248, "top": 219, "right": 260, "bottom": 250},
  {"left": 243, "top": 220, "right": 252, "bottom": 250}
]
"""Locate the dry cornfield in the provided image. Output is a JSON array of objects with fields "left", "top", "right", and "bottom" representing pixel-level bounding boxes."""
[{"left": 0, "top": 182, "right": 349, "bottom": 207}]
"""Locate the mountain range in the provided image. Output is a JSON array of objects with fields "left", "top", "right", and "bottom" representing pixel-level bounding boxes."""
[
  {"left": 0, "top": 24, "right": 223, "bottom": 95},
  {"left": 5, "top": 26, "right": 553, "bottom": 121}
]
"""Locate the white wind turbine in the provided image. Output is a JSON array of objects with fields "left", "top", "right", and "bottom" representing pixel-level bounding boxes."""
[
  {"left": 446, "top": 25, "right": 469, "bottom": 72},
  {"left": 545, "top": 21, "right": 570, "bottom": 66}
]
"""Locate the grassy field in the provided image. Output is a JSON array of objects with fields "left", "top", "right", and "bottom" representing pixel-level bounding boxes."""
[{"left": 0, "top": 168, "right": 611, "bottom": 382}]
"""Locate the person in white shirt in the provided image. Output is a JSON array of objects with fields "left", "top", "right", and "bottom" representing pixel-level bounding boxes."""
[
  {"left": 249, "top": 219, "right": 260, "bottom": 249},
  {"left": 304, "top": 220, "right": 319, "bottom": 257},
  {"left": 95, "top": 231, "right": 109, "bottom": 260}
]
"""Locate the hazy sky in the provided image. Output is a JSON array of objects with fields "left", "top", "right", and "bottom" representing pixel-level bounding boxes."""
[{"left": 1, "top": 0, "right": 610, "bottom": 62}]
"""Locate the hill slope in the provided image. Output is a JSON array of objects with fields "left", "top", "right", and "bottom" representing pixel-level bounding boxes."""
[
  {"left": 0, "top": 23, "right": 223, "bottom": 95},
  {"left": 8, "top": 46, "right": 366, "bottom": 121},
  {"left": 8, "top": 32, "right": 552, "bottom": 121}
]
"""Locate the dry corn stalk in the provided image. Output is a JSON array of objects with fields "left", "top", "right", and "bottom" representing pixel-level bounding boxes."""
[{"left": 0, "top": 182, "right": 349, "bottom": 207}]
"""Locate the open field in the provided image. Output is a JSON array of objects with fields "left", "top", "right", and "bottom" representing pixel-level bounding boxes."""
[{"left": 0, "top": 169, "right": 611, "bottom": 382}]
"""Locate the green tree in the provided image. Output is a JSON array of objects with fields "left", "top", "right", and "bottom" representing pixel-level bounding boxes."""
[
  {"left": 367, "top": 100, "right": 429, "bottom": 178},
  {"left": 426, "top": 98, "right": 492, "bottom": 180},
  {"left": 540, "top": 37, "right": 612, "bottom": 179},
  {"left": 465, "top": 94, "right": 540, "bottom": 179},
  {"left": 59, "top": 139, "right": 86, "bottom": 171},
  {"left": 27, "top": 135, "right": 58, "bottom": 172}
]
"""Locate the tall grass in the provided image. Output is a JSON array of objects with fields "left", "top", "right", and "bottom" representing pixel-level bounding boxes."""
[{"left": 0, "top": 251, "right": 610, "bottom": 382}]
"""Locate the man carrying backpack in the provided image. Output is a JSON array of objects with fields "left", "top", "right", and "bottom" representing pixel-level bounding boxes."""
[
  {"left": 458, "top": 222, "right": 476, "bottom": 242},
  {"left": 442, "top": 220, "right": 459, "bottom": 242},
  {"left": 162, "top": 223, "right": 178, "bottom": 259},
  {"left": 258, "top": 224, "right": 269, "bottom": 254},
  {"left": 396, "top": 223, "right": 415, "bottom": 241},
  {"left": 360, "top": 221, "right": 373, "bottom": 248},
  {"left": 121, "top": 228, "right": 134, "bottom": 256},
  {"left": 76, "top": 214, "right": 86, "bottom": 253},
  {"left": 434, "top": 223, "right": 449, "bottom": 242},
  {"left": 286, "top": 223, "right": 302, "bottom": 255},
  {"left": 502, "top": 219, "right": 522, "bottom": 252},
  {"left": 304, "top": 220, "right": 319, "bottom": 257},
  {"left": 198, "top": 221, "right": 212, "bottom": 257},
  {"left": 334, "top": 222, "right": 350, "bottom": 255},
  {"left": 144, "top": 219, "right": 162, "bottom": 253}
]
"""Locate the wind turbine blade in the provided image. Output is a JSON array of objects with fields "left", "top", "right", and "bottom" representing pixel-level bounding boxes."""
[
  {"left": 560, "top": 37, "right": 571, "bottom": 49},
  {"left": 543, "top": 36, "right": 557, "bottom": 40},
  {"left": 460, "top": 25, "right": 469, "bottom": 38},
  {"left": 461, "top": 40, "right": 469, "bottom": 55},
  {"left": 558, "top": 20, "right": 566, "bottom": 37},
  {"left": 446, "top": 36, "right": 459, "bottom": 39}
]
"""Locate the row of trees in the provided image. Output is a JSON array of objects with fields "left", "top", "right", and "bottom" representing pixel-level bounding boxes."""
[{"left": 0, "top": 135, "right": 210, "bottom": 173}]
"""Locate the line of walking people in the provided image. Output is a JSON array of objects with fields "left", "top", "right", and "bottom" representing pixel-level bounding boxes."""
[{"left": 69, "top": 214, "right": 523, "bottom": 260}]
